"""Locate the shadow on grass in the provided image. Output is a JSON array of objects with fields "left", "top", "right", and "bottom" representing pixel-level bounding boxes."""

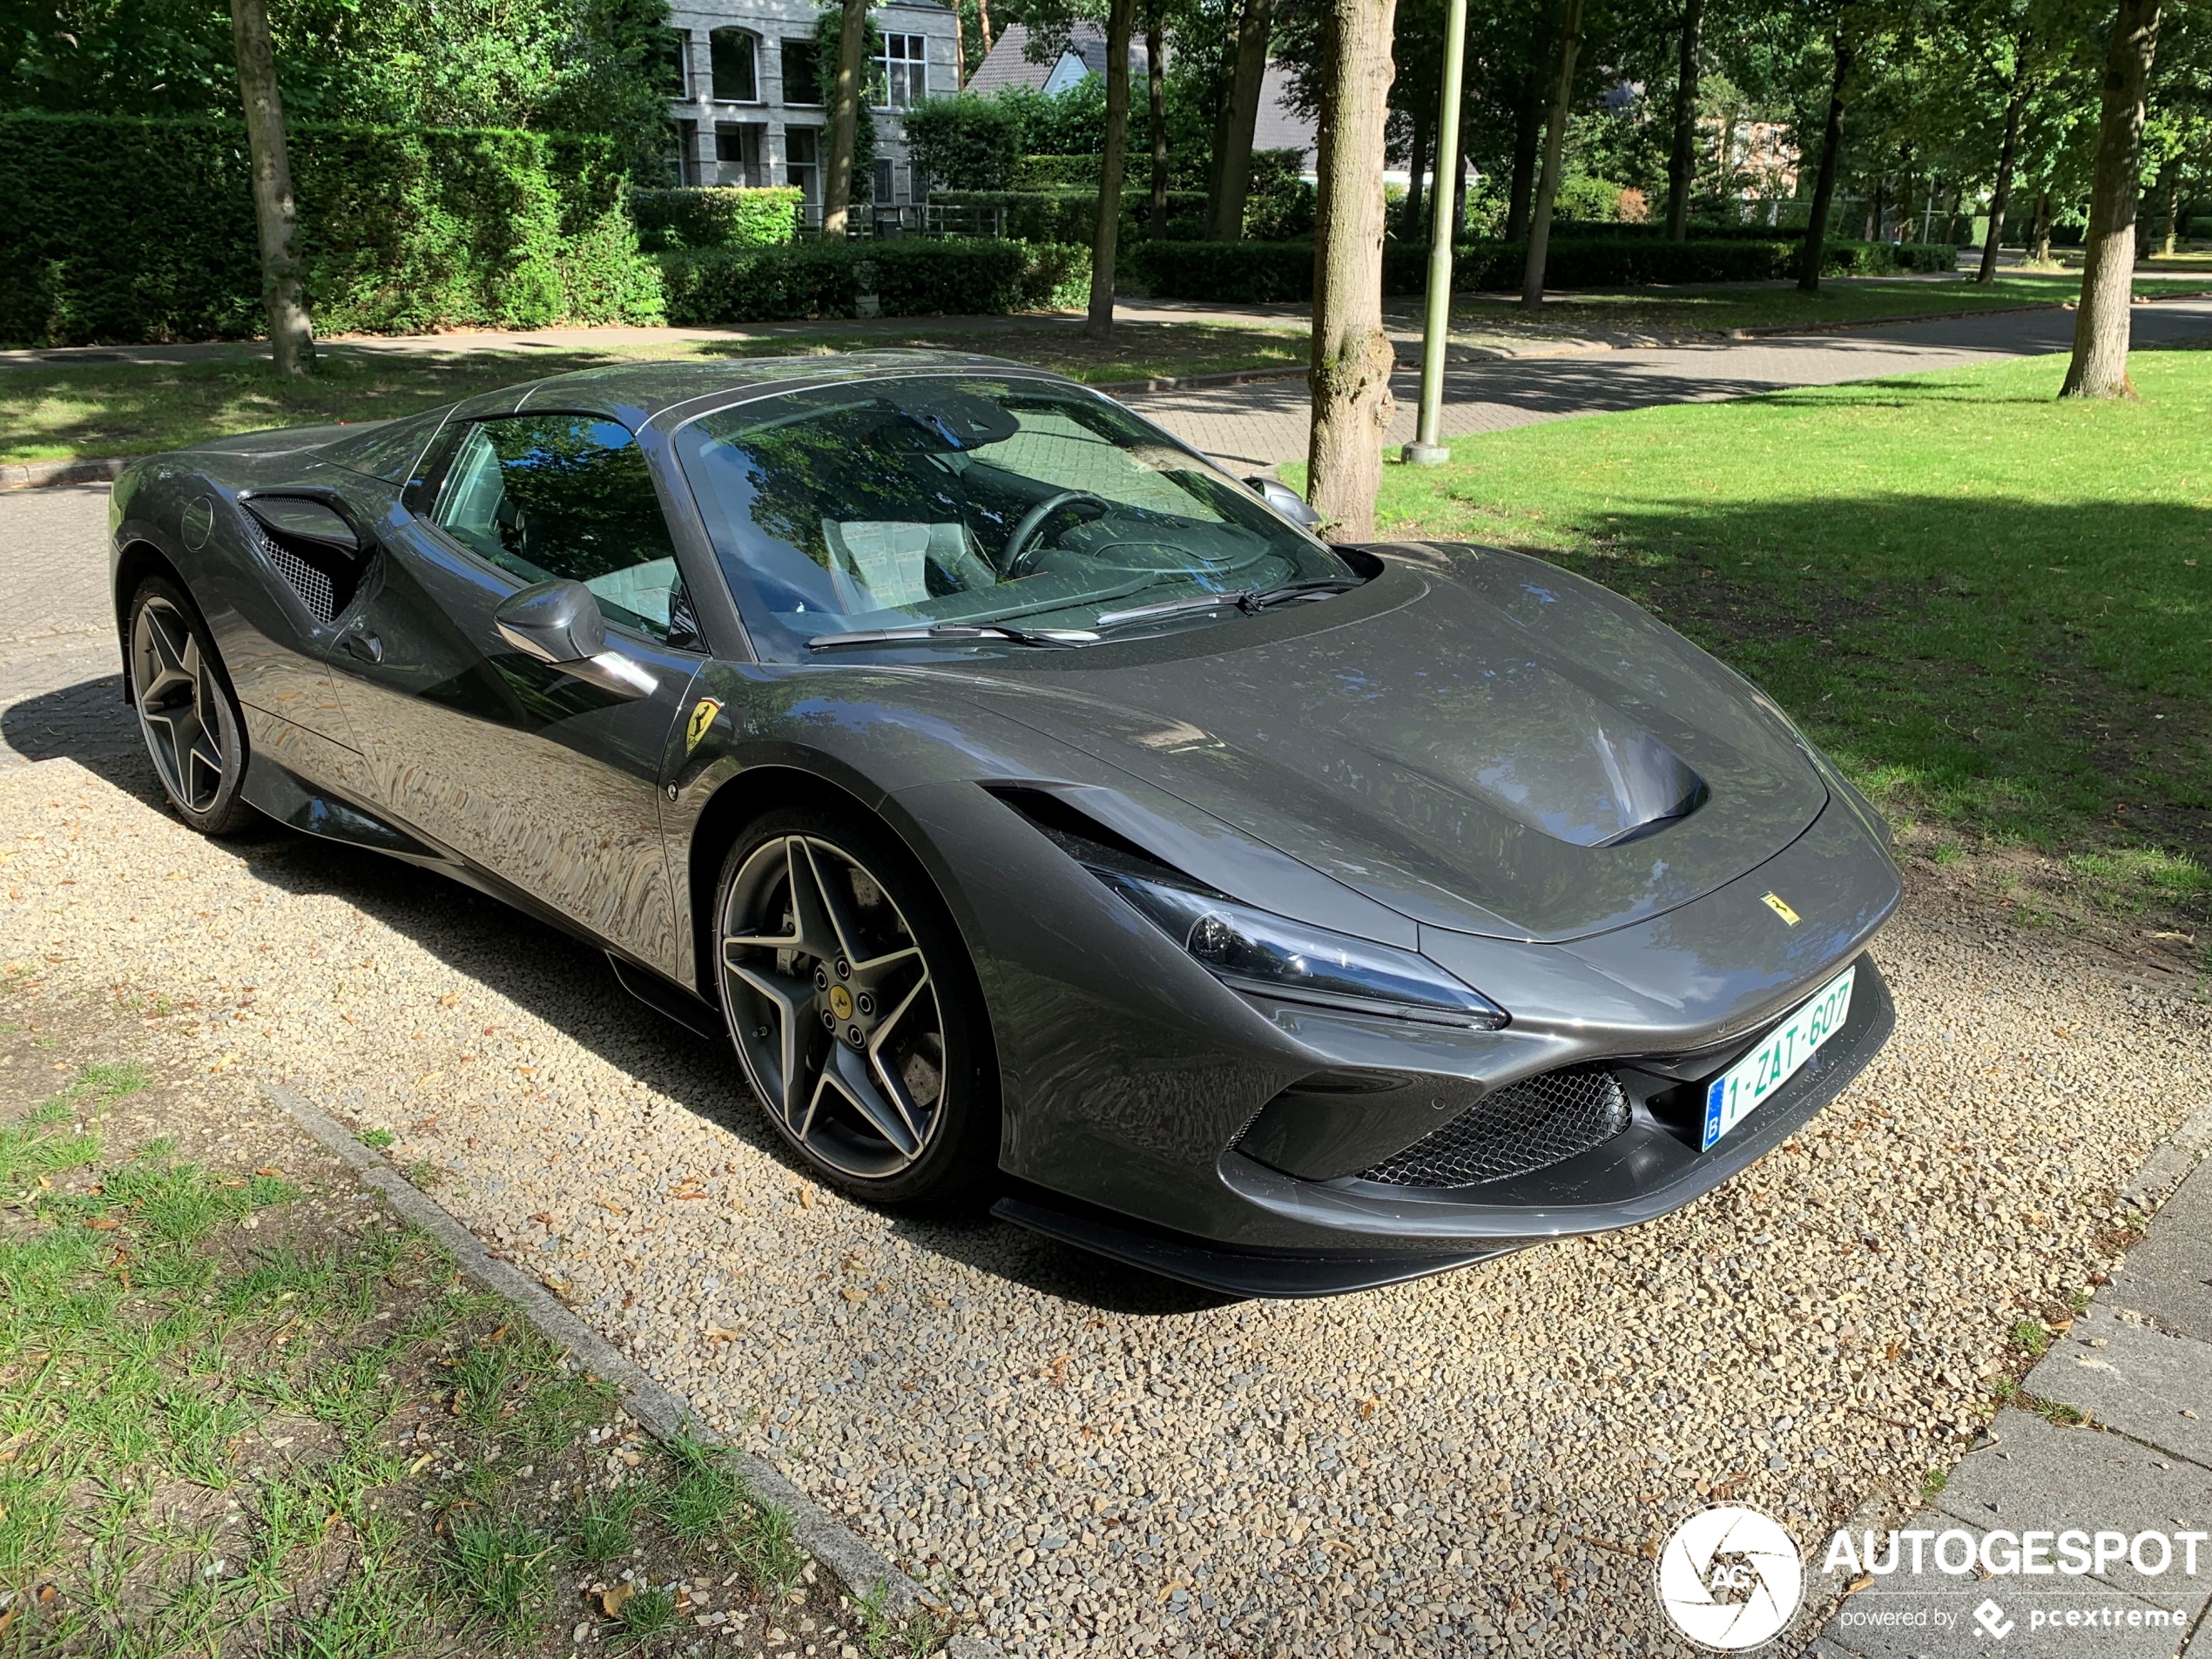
[{"left": 1480, "top": 495, "right": 2212, "bottom": 884}]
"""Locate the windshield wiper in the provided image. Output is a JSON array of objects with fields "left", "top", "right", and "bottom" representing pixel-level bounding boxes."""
[
  {"left": 806, "top": 622, "right": 1099, "bottom": 651},
  {"left": 1091, "top": 576, "right": 1366, "bottom": 633}
]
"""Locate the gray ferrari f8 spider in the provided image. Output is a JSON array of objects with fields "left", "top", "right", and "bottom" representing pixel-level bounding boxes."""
[{"left": 109, "top": 352, "right": 1898, "bottom": 1295}]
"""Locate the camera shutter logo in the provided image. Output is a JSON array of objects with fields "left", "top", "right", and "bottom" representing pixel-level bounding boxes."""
[{"left": 1655, "top": 1504, "right": 1804, "bottom": 1651}]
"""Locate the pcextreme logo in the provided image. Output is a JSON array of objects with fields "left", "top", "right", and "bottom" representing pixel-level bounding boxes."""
[{"left": 1656, "top": 1505, "right": 1804, "bottom": 1651}]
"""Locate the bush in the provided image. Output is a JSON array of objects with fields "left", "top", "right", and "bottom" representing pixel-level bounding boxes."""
[
  {"left": 0, "top": 111, "right": 663, "bottom": 345},
  {"left": 630, "top": 187, "right": 799, "bottom": 252},
  {"left": 904, "top": 94, "right": 1025, "bottom": 191},
  {"left": 927, "top": 188, "right": 1208, "bottom": 246},
  {"left": 661, "top": 238, "right": 1087, "bottom": 323},
  {"left": 2188, "top": 217, "right": 2212, "bottom": 241}
]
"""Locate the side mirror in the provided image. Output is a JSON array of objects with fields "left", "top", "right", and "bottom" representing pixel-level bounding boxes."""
[
  {"left": 244, "top": 495, "right": 361, "bottom": 554},
  {"left": 1244, "top": 475, "right": 1325, "bottom": 530},
  {"left": 495, "top": 579, "right": 606, "bottom": 665},
  {"left": 492, "top": 578, "right": 658, "bottom": 699}
]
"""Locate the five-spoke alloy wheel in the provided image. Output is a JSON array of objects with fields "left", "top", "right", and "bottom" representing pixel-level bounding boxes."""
[
  {"left": 129, "top": 579, "right": 253, "bottom": 835},
  {"left": 714, "top": 809, "right": 995, "bottom": 1201}
]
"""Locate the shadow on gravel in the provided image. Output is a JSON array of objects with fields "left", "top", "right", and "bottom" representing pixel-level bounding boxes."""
[
  {"left": 116, "top": 818, "right": 1233, "bottom": 1314},
  {"left": 1, "top": 673, "right": 145, "bottom": 779}
]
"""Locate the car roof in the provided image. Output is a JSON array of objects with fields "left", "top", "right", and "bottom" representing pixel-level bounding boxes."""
[{"left": 473, "top": 348, "right": 1069, "bottom": 424}]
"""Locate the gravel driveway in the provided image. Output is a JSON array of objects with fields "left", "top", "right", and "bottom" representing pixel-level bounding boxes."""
[{"left": 3, "top": 751, "right": 2204, "bottom": 1657}]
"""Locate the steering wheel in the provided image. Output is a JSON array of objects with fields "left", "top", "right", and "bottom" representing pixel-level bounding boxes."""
[{"left": 1001, "top": 490, "right": 1109, "bottom": 578}]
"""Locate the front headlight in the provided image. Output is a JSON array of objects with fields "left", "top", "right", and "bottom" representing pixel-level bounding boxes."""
[{"left": 1089, "top": 866, "right": 1508, "bottom": 1029}]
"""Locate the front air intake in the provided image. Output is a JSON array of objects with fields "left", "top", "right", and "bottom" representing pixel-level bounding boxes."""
[{"left": 1354, "top": 1068, "right": 1630, "bottom": 1189}]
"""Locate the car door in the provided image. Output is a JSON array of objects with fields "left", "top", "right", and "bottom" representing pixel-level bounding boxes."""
[{"left": 328, "top": 410, "right": 705, "bottom": 977}]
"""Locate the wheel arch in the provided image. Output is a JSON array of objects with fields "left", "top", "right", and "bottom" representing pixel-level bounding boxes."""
[
  {"left": 112, "top": 539, "right": 188, "bottom": 706},
  {"left": 684, "top": 760, "right": 1003, "bottom": 1099}
]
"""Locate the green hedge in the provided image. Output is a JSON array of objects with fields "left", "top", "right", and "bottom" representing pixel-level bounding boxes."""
[
  {"left": 1009, "top": 151, "right": 1312, "bottom": 238},
  {"left": 928, "top": 188, "right": 1209, "bottom": 246},
  {"left": 2184, "top": 217, "right": 2212, "bottom": 240},
  {"left": 630, "top": 187, "right": 799, "bottom": 252},
  {"left": 1129, "top": 236, "right": 1960, "bottom": 301},
  {"left": 661, "top": 238, "right": 1089, "bottom": 325},
  {"left": 0, "top": 111, "right": 664, "bottom": 346}
]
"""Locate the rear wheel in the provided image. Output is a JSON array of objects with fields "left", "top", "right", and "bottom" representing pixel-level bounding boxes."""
[
  {"left": 713, "top": 806, "right": 997, "bottom": 1204},
  {"left": 128, "top": 578, "right": 253, "bottom": 837}
]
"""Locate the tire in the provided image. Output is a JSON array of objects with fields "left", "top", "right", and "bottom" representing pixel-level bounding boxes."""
[
  {"left": 128, "top": 577, "right": 255, "bottom": 838},
  {"left": 712, "top": 804, "right": 999, "bottom": 1205}
]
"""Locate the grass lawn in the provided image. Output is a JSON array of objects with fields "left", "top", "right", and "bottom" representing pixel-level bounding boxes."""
[
  {"left": 1361, "top": 343, "right": 2212, "bottom": 943},
  {"left": 0, "top": 319, "right": 1306, "bottom": 465},
  {"left": 0, "top": 1004, "right": 928, "bottom": 1656},
  {"left": 1441, "top": 271, "right": 2209, "bottom": 339}
]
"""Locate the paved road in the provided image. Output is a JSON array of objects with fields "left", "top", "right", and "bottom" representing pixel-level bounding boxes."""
[{"left": 1130, "top": 295, "right": 2212, "bottom": 470}]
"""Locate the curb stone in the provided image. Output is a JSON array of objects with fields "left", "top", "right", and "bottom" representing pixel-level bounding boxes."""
[
  {"left": 1, "top": 455, "right": 138, "bottom": 490},
  {"left": 263, "top": 1081, "right": 1001, "bottom": 1659}
]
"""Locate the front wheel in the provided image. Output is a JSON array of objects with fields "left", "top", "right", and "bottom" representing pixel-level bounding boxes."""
[
  {"left": 713, "top": 807, "right": 999, "bottom": 1204},
  {"left": 128, "top": 578, "right": 254, "bottom": 837}
]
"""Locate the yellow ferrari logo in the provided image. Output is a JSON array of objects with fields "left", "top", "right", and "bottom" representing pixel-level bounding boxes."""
[
  {"left": 828, "top": 985, "right": 853, "bottom": 1022},
  {"left": 685, "top": 698, "right": 723, "bottom": 752},
  {"left": 1761, "top": 892, "right": 1802, "bottom": 927}
]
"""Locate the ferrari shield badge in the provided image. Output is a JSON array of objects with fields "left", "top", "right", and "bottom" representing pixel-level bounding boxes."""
[
  {"left": 1760, "top": 892, "right": 1802, "bottom": 927},
  {"left": 685, "top": 698, "right": 723, "bottom": 752}
]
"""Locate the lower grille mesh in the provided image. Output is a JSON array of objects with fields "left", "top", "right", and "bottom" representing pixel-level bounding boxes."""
[
  {"left": 1356, "top": 1069, "right": 1631, "bottom": 1189},
  {"left": 266, "top": 541, "right": 338, "bottom": 623}
]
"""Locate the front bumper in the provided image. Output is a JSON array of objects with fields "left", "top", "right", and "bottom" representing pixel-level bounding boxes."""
[{"left": 995, "top": 954, "right": 1894, "bottom": 1296}]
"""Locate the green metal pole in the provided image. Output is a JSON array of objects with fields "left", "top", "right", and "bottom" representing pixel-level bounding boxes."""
[{"left": 1404, "top": 0, "right": 1467, "bottom": 466}]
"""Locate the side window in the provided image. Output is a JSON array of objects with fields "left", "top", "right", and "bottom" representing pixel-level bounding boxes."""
[{"left": 429, "top": 415, "right": 698, "bottom": 647}]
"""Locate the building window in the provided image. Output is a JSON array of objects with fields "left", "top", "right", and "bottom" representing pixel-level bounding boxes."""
[
  {"left": 780, "top": 37, "right": 820, "bottom": 105},
  {"left": 716, "top": 123, "right": 765, "bottom": 187},
  {"left": 710, "top": 27, "right": 758, "bottom": 102},
  {"left": 648, "top": 28, "right": 690, "bottom": 98},
  {"left": 786, "top": 127, "right": 819, "bottom": 203},
  {"left": 873, "top": 157, "right": 896, "bottom": 205},
  {"left": 873, "top": 33, "right": 927, "bottom": 109}
]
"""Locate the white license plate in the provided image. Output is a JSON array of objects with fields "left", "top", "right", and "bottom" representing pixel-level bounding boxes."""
[{"left": 1701, "top": 965, "right": 1857, "bottom": 1151}]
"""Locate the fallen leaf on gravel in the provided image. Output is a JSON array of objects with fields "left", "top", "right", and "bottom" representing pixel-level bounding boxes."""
[
  {"left": 254, "top": 1166, "right": 281, "bottom": 1177},
  {"left": 841, "top": 1287, "right": 867, "bottom": 1303},
  {"left": 1846, "top": 1575, "right": 1875, "bottom": 1595},
  {"left": 705, "top": 1325, "right": 742, "bottom": 1343},
  {"left": 1358, "top": 1397, "right": 1379, "bottom": 1420},
  {"left": 597, "top": 1200, "right": 627, "bottom": 1216},
  {"left": 409, "top": 1453, "right": 435, "bottom": 1475},
  {"left": 439, "top": 993, "right": 458, "bottom": 1007},
  {"left": 530, "top": 1212, "right": 555, "bottom": 1225},
  {"left": 84, "top": 1217, "right": 118, "bottom": 1231}
]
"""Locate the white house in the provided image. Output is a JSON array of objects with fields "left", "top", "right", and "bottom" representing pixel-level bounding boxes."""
[{"left": 660, "top": 0, "right": 961, "bottom": 219}]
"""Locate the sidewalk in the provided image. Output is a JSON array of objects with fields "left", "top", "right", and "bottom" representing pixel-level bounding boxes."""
[{"left": 1807, "top": 1105, "right": 2212, "bottom": 1659}]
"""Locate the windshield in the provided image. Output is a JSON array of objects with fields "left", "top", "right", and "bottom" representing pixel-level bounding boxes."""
[{"left": 671, "top": 375, "right": 1348, "bottom": 658}]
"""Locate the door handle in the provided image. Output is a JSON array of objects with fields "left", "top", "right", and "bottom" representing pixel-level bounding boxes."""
[{"left": 345, "top": 631, "right": 383, "bottom": 665}]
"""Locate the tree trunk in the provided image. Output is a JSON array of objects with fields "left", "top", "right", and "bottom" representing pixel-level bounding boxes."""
[
  {"left": 2031, "top": 187, "right": 2052, "bottom": 262},
  {"left": 2159, "top": 163, "right": 2180, "bottom": 256},
  {"left": 1211, "top": 0, "right": 1276, "bottom": 239},
  {"left": 230, "top": 0, "right": 313, "bottom": 375},
  {"left": 1148, "top": 10, "right": 1169, "bottom": 237},
  {"left": 1664, "top": 0, "right": 1703, "bottom": 241},
  {"left": 1978, "top": 51, "right": 2030, "bottom": 283},
  {"left": 977, "top": 0, "right": 993, "bottom": 56},
  {"left": 1519, "top": 0, "right": 1584, "bottom": 308},
  {"left": 1086, "top": 0, "right": 1136, "bottom": 337},
  {"left": 1401, "top": 100, "right": 1432, "bottom": 241},
  {"left": 1503, "top": 61, "right": 1542, "bottom": 239},
  {"left": 1871, "top": 174, "right": 1885, "bottom": 239},
  {"left": 1306, "top": 0, "right": 1398, "bottom": 538},
  {"left": 2061, "top": 0, "right": 2161, "bottom": 397},
  {"left": 1449, "top": 78, "right": 1472, "bottom": 235},
  {"left": 1796, "top": 26, "right": 1851, "bottom": 294},
  {"left": 823, "top": 0, "right": 868, "bottom": 236}
]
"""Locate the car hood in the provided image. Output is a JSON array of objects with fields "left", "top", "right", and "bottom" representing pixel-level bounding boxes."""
[{"left": 961, "top": 548, "right": 1831, "bottom": 943}]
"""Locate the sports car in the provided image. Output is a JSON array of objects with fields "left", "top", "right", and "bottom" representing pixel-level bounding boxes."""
[{"left": 108, "top": 351, "right": 1899, "bottom": 1296}]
